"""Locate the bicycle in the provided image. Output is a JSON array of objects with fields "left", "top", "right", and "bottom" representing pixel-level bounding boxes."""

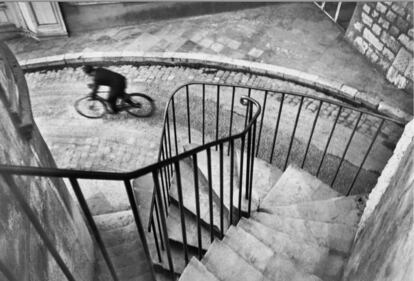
[{"left": 75, "top": 91, "right": 155, "bottom": 119}]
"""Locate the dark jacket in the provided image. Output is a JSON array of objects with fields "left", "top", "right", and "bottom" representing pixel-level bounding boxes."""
[{"left": 93, "top": 67, "right": 126, "bottom": 88}]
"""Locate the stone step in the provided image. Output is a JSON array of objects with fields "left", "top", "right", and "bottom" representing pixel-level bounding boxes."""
[
  {"left": 235, "top": 149, "right": 283, "bottom": 202},
  {"left": 202, "top": 240, "right": 270, "bottom": 281},
  {"left": 184, "top": 143, "right": 257, "bottom": 216},
  {"left": 77, "top": 179, "right": 131, "bottom": 216},
  {"left": 94, "top": 209, "right": 135, "bottom": 231},
  {"left": 133, "top": 173, "right": 197, "bottom": 275},
  {"left": 261, "top": 195, "right": 367, "bottom": 227},
  {"left": 223, "top": 226, "right": 323, "bottom": 281},
  {"left": 251, "top": 212, "right": 356, "bottom": 254},
  {"left": 261, "top": 164, "right": 342, "bottom": 208},
  {"left": 151, "top": 238, "right": 198, "bottom": 275},
  {"left": 99, "top": 220, "right": 141, "bottom": 247},
  {"left": 97, "top": 262, "right": 153, "bottom": 281},
  {"left": 95, "top": 217, "right": 154, "bottom": 278},
  {"left": 169, "top": 157, "right": 229, "bottom": 234},
  {"left": 179, "top": 258, "right": 220, "bottom": 281},
  {"left": 166, "top": 203, "right": 212, "bottom": 251},
  {"left": 238, "top": 218, "right": 344, "bottom": 281}
]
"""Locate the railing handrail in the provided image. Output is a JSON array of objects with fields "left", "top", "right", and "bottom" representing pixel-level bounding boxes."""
[
  {"left": 157, "top": 81, "right": 405, "bottom": 125},
  {"left": 1, "top": 80, "right": 404, "bottom": 179},
  {"left": 0, "top": 97, "right": 261, "bottom": 180}
]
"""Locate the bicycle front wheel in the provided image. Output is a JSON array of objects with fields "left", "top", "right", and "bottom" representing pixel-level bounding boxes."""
[
  {"left": 125, "top": 93, "right": 155, "bottom": 118},
  {"left": 74, "top": 96, "right": 107, "bottom": 118}
]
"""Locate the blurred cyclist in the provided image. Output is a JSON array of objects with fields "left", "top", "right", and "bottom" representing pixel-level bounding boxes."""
[{"left": 82, "top": 65, "right": 127, "bottom": 113}]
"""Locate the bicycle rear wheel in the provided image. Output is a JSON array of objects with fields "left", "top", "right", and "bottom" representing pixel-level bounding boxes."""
[
  {"left": 75, "top": 96, "right": 107, "bottom": 118},
  {"left": 125, "top": 93, "right": 155, "bottom": 118}
]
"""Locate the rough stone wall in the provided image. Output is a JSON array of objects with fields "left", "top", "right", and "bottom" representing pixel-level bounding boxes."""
[
  {"left": 342, "top": 119, "right": 414, "bottom": 281},
  {"left": 0, "top": 42, "right": 95, "bottom": 281},
  {"left": 345, "top": 2, "right": 413, "bottom": 94}
]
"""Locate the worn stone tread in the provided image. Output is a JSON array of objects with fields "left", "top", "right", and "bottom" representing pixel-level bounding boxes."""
[
  {"left": 238, "top": 218, "right": 345, "bottom": 281},
  {"left": 251, "top": 212, "right": 356, "bottom": 254},
  {"left": 179, "top": 258, "right": 220, "bottom": 281},
  {"left": 94, "top": 209, "right": 135, "bottom": 231},
  {"left": 166, "top": 203, "right": 212, "bottom": 251},
  {"left": 261, "top": 164, "right": 341, "bottom": 208},
  {"left": 202, "top": 241, "right": 271, "bottom": 281},
  {"left": 235, "top": 149, "right": 283, "bottom": 202},
  {"left": 261, "top": 195, "right": 367, "bottom": 227},
  {"left": 169, "top": 157, "right": 229, "bottom": 232},
  {"left": 184, "top": 143, "right": 258, "bottom": 215}
]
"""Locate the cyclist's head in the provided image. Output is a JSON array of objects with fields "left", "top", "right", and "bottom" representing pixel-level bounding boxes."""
[{"left": 82, "top": 65, "right": 95, "bottom": 74}]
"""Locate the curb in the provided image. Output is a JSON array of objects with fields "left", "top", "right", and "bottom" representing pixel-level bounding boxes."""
[{"left": 19, "top": 51, "right": 412, "bottom": 123}]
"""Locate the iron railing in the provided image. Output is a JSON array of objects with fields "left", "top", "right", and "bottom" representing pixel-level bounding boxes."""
[
  {"left": 0, "top": 81, "right": 404, "bottom": 281},
  {"left": 147, "top": 83, "right": 262, "bottom": 275},
  {"left": 0, "top": 82, "right": 261, "bottom": 281},
  {"left": 146, "top": 81, "right": 404, "bottom": 279}
]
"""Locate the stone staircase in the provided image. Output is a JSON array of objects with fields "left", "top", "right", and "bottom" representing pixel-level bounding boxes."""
[
  {"left": 172, "top": 148, "right": 366, "bottom": 281},
  {"left": 89, "top": 144, "right": 366, "bottom": 281}
]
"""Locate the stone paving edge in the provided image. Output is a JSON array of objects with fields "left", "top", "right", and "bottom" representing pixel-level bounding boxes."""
[{"left": 19, "top": 51, "right": 412, "bottom": 123}]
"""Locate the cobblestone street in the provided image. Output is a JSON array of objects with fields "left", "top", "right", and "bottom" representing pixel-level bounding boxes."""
[
  {"left": 26, "top": 64, "right": 402, "bottom": 196},
  {"left": 8, "top": 3, "right": 412, "bottom": 115}
]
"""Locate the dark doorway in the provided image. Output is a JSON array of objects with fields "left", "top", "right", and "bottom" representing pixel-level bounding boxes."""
[{"left": 315, "top": 2, "right": 357, "bottom": 31}]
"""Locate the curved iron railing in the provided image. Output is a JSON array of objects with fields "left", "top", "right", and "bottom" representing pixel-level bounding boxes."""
[
  {"left": 0, "top": 82, "right": 261, "bottom": 281},
  {"left": 0, "top": 81, "right": 405, "bottom": 281}
]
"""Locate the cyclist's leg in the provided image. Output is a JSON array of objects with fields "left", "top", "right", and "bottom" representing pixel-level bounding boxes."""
[{"left": 108, "top": 88, "right": 119, "bottom": 113}]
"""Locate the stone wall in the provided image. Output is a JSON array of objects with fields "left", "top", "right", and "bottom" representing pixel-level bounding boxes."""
[
  {"left": 346, "top": 2, "right": 413, "bottom": 94},
  {"left": 342, "top": 119, "right": 414, "bottom": 280},
  {"left": 0, "top": 42, "right": 95, "bottom": 281},
  {"left": 60, "top": 2, "right": 271, "bottom": 34}
]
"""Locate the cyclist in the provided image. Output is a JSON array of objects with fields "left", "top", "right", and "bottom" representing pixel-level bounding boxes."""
[{"left": 82, "top": 65, "right": 127, "bottom": 113}]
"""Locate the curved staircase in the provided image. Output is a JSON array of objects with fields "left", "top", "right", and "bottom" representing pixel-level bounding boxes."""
[
  {"left": 178, "top": 161, "right": 366, "bottom": 281},
  {"left": 132, "top": 144, "right": 366, "bottom": 281}
]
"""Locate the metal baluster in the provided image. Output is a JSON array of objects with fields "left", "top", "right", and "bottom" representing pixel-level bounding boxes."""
[
  {"left": 154, "top": 196, "right": 165, "bottom": 251},
  {"left": 159, "top": 148, "right": 169, "bottom": 215},
  {"left": 331, "top": 112, "right": 363, "bottom": 186},
  {"left": 270, "top": 93, "right": 285, "bottom": 164},
  {"left": 186, "top": 85, "right": 191, "bottom": 144},
  {"left": 301, "top": 100, "right": 323, "bottom": 168},
  {"left": 123, "top": 179, "right": 157, "bottom": 281},
  {"left": 152, "top": 171, "right": 175, "bottom": 279},
  {"left": 171, "top": 97, "right": 179, "bottom": 156},
  {"left": 166, "top": 114, "right": 174, "bottom": 182},
  {"left": 202, "top": 84, "right": 206, "bottom": 145},
  {"left": 229, "top": 139, "right": 235, "bottom": 225},
  {"left": 245, "top": 104, "right": 252, "bottom": 200},
  {"left": 219, "top": 143, "right": 224, "bottom": 237},
  {"left": 228, "top": 86, "right": 236, "bottom": 156},
  {"left": 346, "top": 119, "right": 385, "bottom": 195},
  {"left": 173, "top": 162, "right": 189, "bottom": 264},
  {"left": 216, "top": 85, "right": 220, "bottom": 147},
  {"left": 163, "top": 137, "right": 171, "bottom": 189},
  {"left": 248, "top": 120, "right": 257, "bottom": 216},
  {"left": 238, "top": 138, "right": 245, "bottom": 221},
  {"left": 256, "top": 90, "right": 268, "bottom": 157},
  {"left": 284, "top": 96, "right": 304, "bottom": 171},
  {"left": 1, "top": 174, "right": 79, "bottom": 281},
  {"left": 192, "top": 154, "right": 203, "bottom": 259},
  {"left": 244, "top": 88, "right": 252, "bottom": 128},
  {"left": 206, "top": 148, "right": 214, "bottom": 242},
  {"left": 69, "top": 178, "right": 119, "bottom": 281},
  {"left": 151, "top": 219, "right": 162, "bottom": 263},
  {"left": 316, "top": 105, "right": 342, "bottom": 177}
]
